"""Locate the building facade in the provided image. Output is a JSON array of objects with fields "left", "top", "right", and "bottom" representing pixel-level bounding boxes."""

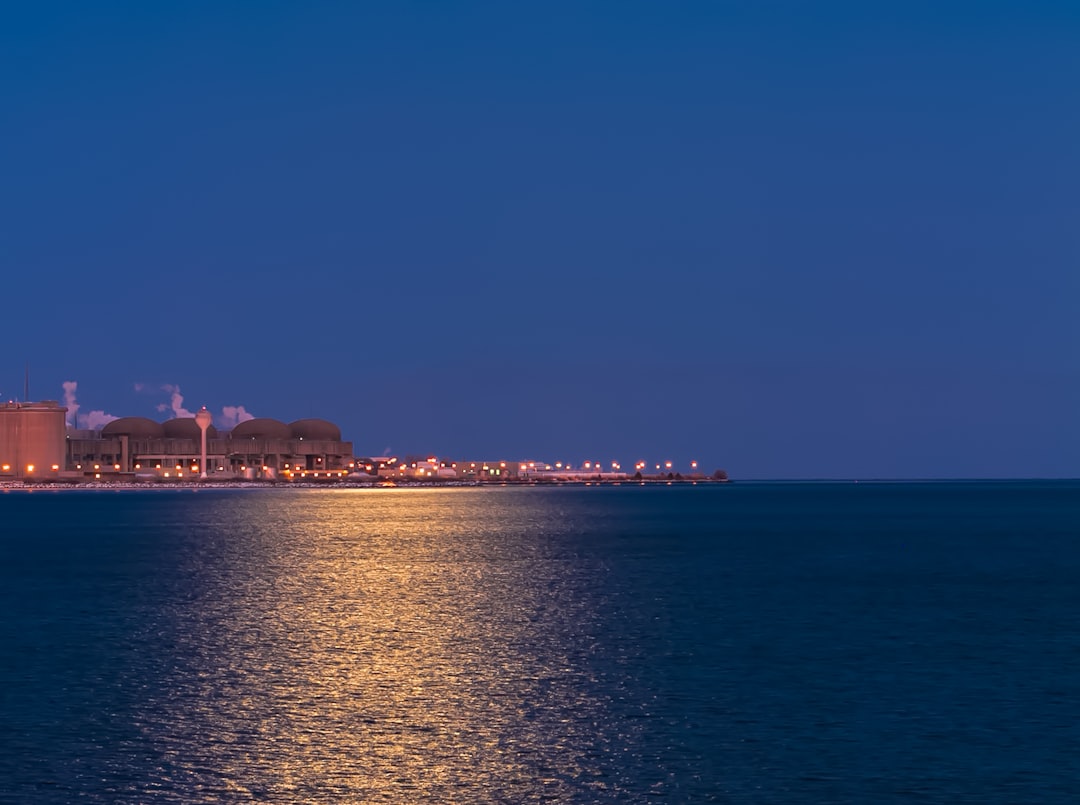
[
  {"left": 0, "top": 401, "right": 68, "bottom": 479},
  {"left": 3, "top": 404, "right": 353, "bottom": 481}
]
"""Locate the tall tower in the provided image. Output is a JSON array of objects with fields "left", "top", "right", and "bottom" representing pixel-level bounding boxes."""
[{"left": 195, "top": 406, "right": 213, "bottom": 480}]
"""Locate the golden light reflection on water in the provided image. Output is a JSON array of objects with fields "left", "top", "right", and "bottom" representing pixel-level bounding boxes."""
[{"left": 138, "top": 489, "right": 632, "bottom": 802}]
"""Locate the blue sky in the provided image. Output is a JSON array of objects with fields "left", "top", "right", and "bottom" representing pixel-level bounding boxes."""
[{"left": 2, "top": 1, "right": 1077, "bottom": 477}]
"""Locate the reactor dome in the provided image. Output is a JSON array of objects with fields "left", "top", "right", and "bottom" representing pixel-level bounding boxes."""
[
  {"left": 100, "top": 417, "right": 166, "bottom": 438},
  {"left": 229, "top": 418, "right": 292, "bottom": 440},
  {"left": 162, "top": 417, "right": 218, "bottom": 440},
  {"left": 288, "top": 419, "right": 342, "bottom": 441}
]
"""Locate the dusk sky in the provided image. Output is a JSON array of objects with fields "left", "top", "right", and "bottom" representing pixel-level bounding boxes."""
[{"left": 2, "top": 1, "right": 1077, "bottom": 478}]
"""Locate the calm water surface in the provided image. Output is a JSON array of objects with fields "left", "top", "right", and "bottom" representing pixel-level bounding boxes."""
[{"left": 1, "top": 482, "right": 1079, "bottom": 802}]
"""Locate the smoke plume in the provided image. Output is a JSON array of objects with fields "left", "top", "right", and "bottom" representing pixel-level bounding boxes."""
[
  {"left": 82, "top": 410, "right": 119, "bottom": 430},
  {"left": 218, "top": 405, "right": 255, "bottom": 429},
  {"left": 62, "top": 381, "right": 79, "bottom": 427},
  {"left": 157, "top": 384, "right": 193, "bottom": 419},
  {"left": 137, "top": 380, "right": 255, "bottom": 428},
  {"left": 61, "top": 380, "right": 118, "bottom": 430}
]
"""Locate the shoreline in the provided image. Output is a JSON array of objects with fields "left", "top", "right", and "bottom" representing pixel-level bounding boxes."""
[{"left": 0, "top": 478, "right": 730, "bottom": 492}]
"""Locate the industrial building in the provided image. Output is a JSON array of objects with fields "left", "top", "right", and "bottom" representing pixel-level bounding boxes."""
[
  {"left": 0, "top": 401, "right": 68, "bottom": 479},
  {"left": 0, "top": 401, "right": 353, "bottom": 481}
]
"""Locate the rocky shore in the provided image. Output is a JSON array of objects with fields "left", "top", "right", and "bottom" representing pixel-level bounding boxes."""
[{"left": 1, "top": 477, "right": 728, "bottom": 492}]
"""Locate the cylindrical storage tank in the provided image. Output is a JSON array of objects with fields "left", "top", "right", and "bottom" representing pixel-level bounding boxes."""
[{"left": 0, "top": 402, "right": 68, "bottom": 479}]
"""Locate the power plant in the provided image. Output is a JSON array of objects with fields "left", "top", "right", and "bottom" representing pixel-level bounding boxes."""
[
  {"left": 0, "top": 399, "right": 353, "bottom": 481},
  {"left": 0, "top": 401, "right": 68, "bottom": 479}
]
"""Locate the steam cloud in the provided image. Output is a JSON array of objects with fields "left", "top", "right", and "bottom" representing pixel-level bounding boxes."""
[
  {"left": 82, "top": 410, "right": 120, "bottom": 430},
  {"left": 63, "top": 380, "right": 253, "bottom": 432},
  {"left": 61, "top": 380, "right": 118, "bottom": 430},
  {"left": 157, "top": 384, "right": 193, "bottom": 418},
  {"left": 62, "top": 381, "right": 79, "bottom": 426},
  {"left": 141, "top": 381, "right": 255, "bottom": 429},
  {"left": 218, "top": 405, "right": 254, "bottom": 429}
]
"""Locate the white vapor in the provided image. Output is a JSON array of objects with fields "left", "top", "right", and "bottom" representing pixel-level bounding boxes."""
[
  {"left": 62, "top": 381, "right": 79, "bottom": 427},
  {"left": 61, "top": 380, "right": 118, "bottom": 430},
  {"left": 82, "top": 410, "right": 119, "bottom": 430},
  {"left": 218, "top": 405, "right": 255, "bottom": 429},
  {"left": 135, "top": 380, "right": 256, "bottom": 429},
  {"left": 159, "top": 384, "right": 193, "bottom": 419}
]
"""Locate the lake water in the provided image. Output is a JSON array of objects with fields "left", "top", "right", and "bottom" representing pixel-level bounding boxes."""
[{"left": 1, "top": 482, "right": 1079, "bottom": 802}]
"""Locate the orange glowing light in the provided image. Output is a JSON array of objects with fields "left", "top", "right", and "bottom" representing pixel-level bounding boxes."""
[
  {"left": 51, "top": 464, "right": 59, "bottom": 471},
  {"left": 26, "top": 464, "right": 34, "bottom": 473},
  {"left": 1, "top": 464, "right": 10, "bottom": 471}
]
